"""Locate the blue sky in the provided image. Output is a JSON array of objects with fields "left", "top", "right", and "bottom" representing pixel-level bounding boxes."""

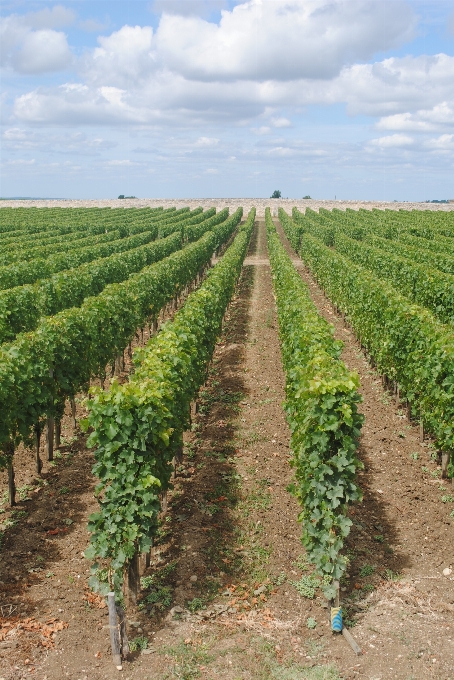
[{"left": 1, "top": 0, "right": 453, "bottom": 200}]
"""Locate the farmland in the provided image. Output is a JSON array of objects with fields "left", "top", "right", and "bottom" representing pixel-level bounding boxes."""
[{"left": 1, "top": 203, "right": 454, "bottom": 680}]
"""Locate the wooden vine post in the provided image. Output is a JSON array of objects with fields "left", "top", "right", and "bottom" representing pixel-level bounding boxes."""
[
  {"left": 127, "top": 552, "right": 140, "bottom": 607},
  {"left": 34, "top": 422, "right": 42, "bottom": 474},
  {"left": 46, "top": 368, "right": 54, "bottom": 462},
  {"left": 55, "top": 420, "right": 61, "bottom": 449},
  {"left": 6, "top": 442, "right": 16, "bottom": 507},
  {"left": 46, "top": 417, "right": 54, "bottom": 462},
  {"left": 441, "top": 452, "right": 450, "bottom": 479},
  {"left": 70, "top": 397, "right": 77, "bottom": 430},
  {"left": 107, "top": 592, "right": 123, "bottom": 670}
]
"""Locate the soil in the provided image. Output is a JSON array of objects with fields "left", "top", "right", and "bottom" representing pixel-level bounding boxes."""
[{"left": 1, "top": 219, "right": 454, "bottom": 680}]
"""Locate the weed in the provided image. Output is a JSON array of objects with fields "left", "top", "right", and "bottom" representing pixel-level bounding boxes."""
[
  {"left": 161, "top": 640, "right": 214, "bottom": 679},
  {"left": 450, "top": 510, "right": 454, "bottom": 519},
  {"left": 17, "top": 485, "right": 33, "bottom": 501},
  {"left": 291, "top": 574, "right": 320, "bottom": 599},
  {"left": 129, "top": 636, "right": 149, "bottom": 652},
  {"left": 307, "top": 617, "right": 317, "bottom": 629},
  {"left": 359, "top": 564, "right": 375, "bottom": 577},
  {"left": 362, "top": 584, "right": 375, "bottom": 592},
  {"left": 410, "top": 452, "right": 419, "bottom": 461},
  {"left": 431, "top": 469, "right": 442, "bottom": 478},
  {"left": 248, "top": 479, "right": 272, "bottom": 510},
  {"left": 384, "top": 569, "right": 402, "bottom": 581},
  {"left": 373, "top": 534, "right": 384, "bottom": 543},
  {"left": 441, "top": 495, "right": 454, "bottom": 503},
  {"left": 187, "top": 597, "right": 204, "bottom": 613},
  {"left": 59, "top": 486, "right": 70, "bottom": 495},
  {"left": 421, "top": 466, "right": 429, "bottom": 473},
  {"left": 139, "top": 585, "right": 172, "bottom": 611},
  {"left": 293, "top": 554, "right": 310, "bottom": 572},
  {"left": 273, "top": 572, "right": 287, "bottom": 586},
  {"left": 46, "top": 572, "right": 54, "bottom": 578}
]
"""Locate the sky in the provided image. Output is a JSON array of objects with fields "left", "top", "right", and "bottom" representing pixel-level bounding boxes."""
[{"left": 0, "top": 0, "right": 453, "bottom": 200}]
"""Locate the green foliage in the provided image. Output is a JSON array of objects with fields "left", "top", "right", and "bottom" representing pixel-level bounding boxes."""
[
  {"left": 306, "top": 617, "right": 317, "bottom": 629},
  {"left": 359, "top": 564, "right": 375, "bottom": 577},
  {"left": 289, "top": 216, "right": 454, "bottom": 466},
  {"left": 85, "top": 209, "right": 255, "bottom": 593},
  {"left": 291, "top": 574, "right": 320, "bottom": 599},
  {"left": 266, "top": 210, "right": 363, "bottom": 595},
  {"left": 129, "top": 636, "right": 149, "bottom": 652},
  {"left": 186, "top": 597, "right": 205, "bottom": 613},
  {"left": 0, "top": 209, "right": 243, "bottom": 465}
]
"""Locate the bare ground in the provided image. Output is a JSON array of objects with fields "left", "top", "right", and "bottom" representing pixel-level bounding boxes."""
[{"left": 0, "top": 219, "right": 453, "bottom": 680}]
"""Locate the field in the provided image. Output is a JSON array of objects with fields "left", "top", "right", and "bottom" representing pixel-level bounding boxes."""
[{"left": 1, "top": 203, "right": 454, "bottom": 680}]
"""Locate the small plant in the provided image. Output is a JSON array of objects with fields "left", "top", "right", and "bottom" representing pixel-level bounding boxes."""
[
  {"left": 129, "top": 636, "right": 149, "bottom": 652},
  {"left": 384, "top": 569, "right": 402, "bottom": 581},
  {"left": 293, "top": 554, "right": 310, "bottom": 572},
  {"left": 373, "top": 534, "right": 384, "bottom": 543},
  {"left": 441, "top": 495, "right": 454, "bottom": 503},
  {"left": 46, "top": 572, "right": 54, "bottom": 578},
  {"left": 59, "top": 486, "right": 70, "bottom": 495},
  {"left": 421, "top": 466, "right": 429, "bottom": 473},
  {"left": 431, "top": 469, "right": 442, "bottom": 478},
  {"left": 273, "top": 571, "right": 287, "bottom": 586},
  {"left": 291, "top": 574, "right": 320, "bottom": 599},
  {"left": 187, "top": 597, "right": 204, "bottom": 613},
  {"left": 359, "top": 564, "right": 375, "bottom": 577},
  {"left": 450, "top": 509, "right": 454, "bottom": 519},
  {"left": 410, "top": 452, "right": 419, "bottom": 461},
  {"left": 17, "top": 485, "right": 33, "bottom": 501},
  {"left": 306, "top": 617, "right": 317, "bottom": 629},
  {"left": 362, "top": 584, "right": 375, "bottom": 592}
]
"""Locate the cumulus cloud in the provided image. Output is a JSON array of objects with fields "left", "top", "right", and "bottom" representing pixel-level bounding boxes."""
[
  {"left": 1, "top": 8, "right": 73, "bottom": 74},
  {"left": 369, "top": 134, "right": 414, "bottom": 148},
  {"left": 154, "top": 0, "right": 414, "bottom": 82},
  {"left": 376, "top": 101, "right": 454, "bottom": 132},
  {"left": 5, "top": 0, "right": 452, "bottom": 137}
]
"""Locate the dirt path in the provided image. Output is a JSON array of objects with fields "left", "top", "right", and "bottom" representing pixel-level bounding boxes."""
[{"left": 1, "top": 219, "right": 453, "bottom": 680}]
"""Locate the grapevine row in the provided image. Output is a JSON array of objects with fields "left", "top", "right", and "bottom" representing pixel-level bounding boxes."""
[
  {"left": 0, "top": 209, "right": 231, "bottom": 344},
  {"left": 83, "top": 208, "right": 256, "bottom": 595},
  {"left": 266, "top": 209, "right": 363, "bottom": 594},
  {"left": 279, "top": 213, "right": 454, "bottom": 473},
  {"left": 0, "top": 209, "right": 243, "bottom": 498}
]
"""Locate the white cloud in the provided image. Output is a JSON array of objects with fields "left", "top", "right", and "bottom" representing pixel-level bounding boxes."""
[
  {"left": 369, "top": 134, "right": 414, "bottom": 148},
  {"left": 271, "top": 117, "right": 291, "bottom": 128},
  {"left": 106, "top": 159, "right": 137, "bottom": 166},
  {"left": 426, "top": 134, "right": 454, "bottom": 151},
  {"left": 154, "top": 0, "right": 414, "bottom": 82},
  {"left": 0, "top": 10, "right": 73, "bottom": 74},
  {"left": 5, "top": 0, "right": 452, "bottom": 135},
  {"left": 203, "top": 168, "right": 219, "bottom": 174},
  {"left": 376, "top": 102, "right": 454, "bottom": 133},
  {"left": 194, "top": 137, "right": 219, "bottom": 147}
]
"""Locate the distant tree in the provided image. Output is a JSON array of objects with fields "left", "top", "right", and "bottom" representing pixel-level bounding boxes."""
[
  {"left": 270, "top": 190, "right": 282, "bottom": 198},
  {"left": 118, "top": 195, "right": 125, "bottom": 199},
  {"left": 303, "top": 195, "right": 311, "bottom": 199}
]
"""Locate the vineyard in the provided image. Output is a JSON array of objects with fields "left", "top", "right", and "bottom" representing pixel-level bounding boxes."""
[{"left": 1, "top": 204, "right": 454, "bottom": 680}]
